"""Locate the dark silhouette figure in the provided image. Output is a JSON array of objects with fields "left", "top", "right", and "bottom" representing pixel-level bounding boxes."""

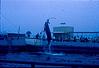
[
  {"left": 44, "top": 19, "right": 52, "bottom": 45},
  {"left": 26, "top": 31, "right": 32, "bottom": 38},
  {"left": 35, "top": 33, "right": 39, "bottom": 39}
]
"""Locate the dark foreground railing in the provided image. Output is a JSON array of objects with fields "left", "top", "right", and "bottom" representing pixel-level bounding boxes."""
[{"left": 0, "top": 59, "right": 99, "bottom": 68}]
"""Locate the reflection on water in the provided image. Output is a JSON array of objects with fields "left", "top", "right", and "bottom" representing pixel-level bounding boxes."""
[
  {"left": 0, "top": 53, "right": 32, "bottom": 67},
  {"left": 0, "top": 52, "right": 99, "bottom": 67}
]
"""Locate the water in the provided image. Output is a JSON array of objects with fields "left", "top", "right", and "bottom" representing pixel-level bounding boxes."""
[{"left": 0, "top": 52, "right": 99, "bottom": 67}]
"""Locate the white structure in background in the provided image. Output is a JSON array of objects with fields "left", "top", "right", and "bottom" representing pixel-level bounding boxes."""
[{"left": 53, "top": 23, "right": 74, "bottom": 40}]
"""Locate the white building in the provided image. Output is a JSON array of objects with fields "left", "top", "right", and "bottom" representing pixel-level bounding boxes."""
[{"left": 53, "top": 25, "right": 74, "bottom": 40}]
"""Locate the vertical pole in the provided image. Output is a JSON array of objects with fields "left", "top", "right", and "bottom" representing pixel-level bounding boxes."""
[
  {"left": 0, "top": 0, "right": 1, "bottom": 33},
  {"left": 18, "top": 26, "right": 20, "bottom": 34}
]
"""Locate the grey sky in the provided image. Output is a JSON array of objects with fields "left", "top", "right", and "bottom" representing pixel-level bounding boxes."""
[{"left": 1, "top": 0, "right": 99, "bottom": 34}]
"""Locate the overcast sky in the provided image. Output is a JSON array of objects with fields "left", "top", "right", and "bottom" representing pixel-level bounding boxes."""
[{"left": 1, "top": 0, "right": 99, "bottom": 34}]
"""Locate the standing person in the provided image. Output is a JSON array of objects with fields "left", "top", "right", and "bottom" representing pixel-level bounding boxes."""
[{"left": 44, "top": 19, "right": 52, "bottom": 45}]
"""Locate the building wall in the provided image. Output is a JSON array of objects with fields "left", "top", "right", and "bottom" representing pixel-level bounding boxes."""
[
  {"left": 53, "top": 26, "right": 74, "bottom": 40},
  {"left": 53, "top": 26, "right": 74, "bottom": 33}
]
